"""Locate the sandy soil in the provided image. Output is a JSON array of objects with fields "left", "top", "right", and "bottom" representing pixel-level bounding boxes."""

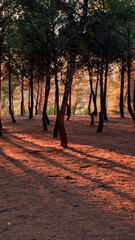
[{"left": 0, "top": 115, "right": 135, "bottom": 240}]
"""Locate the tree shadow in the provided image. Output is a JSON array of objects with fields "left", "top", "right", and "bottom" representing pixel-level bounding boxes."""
[
  {"left": 0, "top": 127, "right": 135, "bottom": 239},
  {"left": 2, "top": 133, "right": 135, "bottom": 204}
]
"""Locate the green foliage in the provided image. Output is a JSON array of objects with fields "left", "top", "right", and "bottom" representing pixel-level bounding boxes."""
[
  {"left": 0, "top": 0, "right": 135, "bottom": 117},
  {"left": 47, "top": 106, "right": 54, "bottom": 115}
]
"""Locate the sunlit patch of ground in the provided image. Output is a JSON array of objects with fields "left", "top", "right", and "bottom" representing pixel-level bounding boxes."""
[{"left": 0, "top": 115, "right": 135, "bottom": 240}]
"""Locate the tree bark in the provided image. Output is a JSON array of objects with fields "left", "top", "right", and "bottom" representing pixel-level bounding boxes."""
[
  {"left": 29, "top": 58, "right": 34, "bottom": 119},
  {"left": 35, "top": 78, "right": 40, "bottom": 115},
  {"left": 66, "top": 88, "right": 71, "bottom": 120},
  {"left": 42, "top": 61, "right": 50, "bottom": 131},
  {"left": 9, "top": 55, "right": 16, "bottom": 123},
  {"left": 0, "top": 55, "right": 2, "bottom": 135},
  {"left": 21, "top": 75, "right": 24, "bottom": 115},
  {"left": 94, "top": 63, "right": 99, "bottom": 116},
  {"left": 104, "top": 58, "right": 108, "bottom": 120},
  {"left": 133, "top": 79, "right": 135, "bottom": 113},
  {"left": 120, "top": 57, "right": 125, "bottom": 118},
  {"left": 127, "top": 31, "right": 135, "bottom": 123},
  {"left": 38, "top": 87, "right": 42, "bottom": 114},
  {"left": 88, "top": 63, "right": 97, "bottom": 125},
  {"left": 97, "top": 49, "right": 104, "bottom": 132},
  {"left": 58, "top": 0, "right": 88, "bottom": 147},
  {"left": 53, "top": 59, "right": 60, "bottom": 137},
  {"left": 127, "top": 59, "right": 135, "bottom": 123},
  {"left": 88, "top": 92, "right": 92, "bottom": 115}
]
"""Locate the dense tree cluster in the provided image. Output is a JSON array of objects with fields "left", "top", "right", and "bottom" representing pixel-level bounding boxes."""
[{"left": 0, "top": 0, "right": 135, "bottom": 146}]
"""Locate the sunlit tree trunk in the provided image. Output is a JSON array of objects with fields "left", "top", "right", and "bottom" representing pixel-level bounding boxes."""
[
  {"left": 127, "top": 31, "right": 135, "bottom": 123},
  {"left": 88, "top": 64, "right": 94, "bottom": 125},
  {"left": 88, "top": 63, "right": 97, "bottom": 125},
  {"left": 66, "top": 88, "right": 71, "bottom": 120},
  {"left": 9, "top": 55, "right": 16, "bottom": 123},
  {"left": 120, "top": 57, "right": 125, "bottom": 118},
  {"left": 97, "top": 49, "right": 104, "bottom": 132},
  {"left": 21, "top": 74, "right": 25, "bottom": 115},
  {"left": 88, "top": 92, "right": 92, "bottom": 115},
  {"left": 53, "top": 58, "right": 60, "bottom": 137},
  {"left": 38, "top": 87, "right": 42, "bottom": 115},
  {"left": 58, "top": 0, "right": 88, "bottom": 147},
  {"left": 94, "top": 62, "right": 99, "bottom": 116},
  {"left": 35, "top": 78, "right": 40, "bottom": 115},
  {"left": 133, "top": 80, "right": 135, "bottom": 113},
  {"left": 0, "top": 55, "right": 2, "bottom": 135},
  {"left": 104, "top": 58, "right": 108, "bottom": 120},
  {"left": 42, "top": 61, "right": 50, "bottom": 131},
  {"left": 29, "top": 58, "right": 34, "bottom": 119}
]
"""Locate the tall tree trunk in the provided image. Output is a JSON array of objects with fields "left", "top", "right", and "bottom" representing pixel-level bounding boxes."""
[
  {"left": 35, "top": 78, "right": 40, "bottom": 115},
  {"left": 0, "top": 55, "right": 2, "bottom": 135},
  {"left": 58, "top": 0, "right": 88, "bottom": 147},
  {"left": 21, "top": 75, "right": 24, "bottom": 115},
  {"left": 133, "top": 79, "right": 135, "bottom": 113},
  {"left": 104, "top": 58, "right": 108, "bottom": 120},
  {"left": 127, "top": 59, "right": 135, "bottom": 122},
  {"left": 88, "top": 64, "right": 94, "bottom": 125},
  {"left": 29, "top": 58, "right": 34, "bottom": 119},
  {"left": 38, "top": 87, "right": 42, "bottom": 115},
  {"left": 28, "top": 80, "right": 30, "bottom": 114},
  {"left": 120, "top": 57, "right": 125, "bottom": 118},
  {"left": 66, "top": 88, "right": 71, "bottom": 120},
  {"left": 88, "top": 92, "right": 92, "bottom": 115},
  {"left": 9, "top": 56, "right": 16, "bottom": 123},
  {"left": 127, "top": 32, "right": 135, "bottom": 123},
  {"left": 53, "top": 59, "right": 59, "bottom": 137},
  {"left": 42, "top": 61, "right": 50, "bottom": 131},
  {"left": 97, "top": 49, "right": 104, "bottom": 132},
  {"left": 88, "top": 63, "right": 97, "bottom": 125},
  {"left": 94, "top": 63, "right": 99, "bottom": 116}
]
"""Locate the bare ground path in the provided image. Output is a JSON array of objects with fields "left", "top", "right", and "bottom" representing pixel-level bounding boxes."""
[{"left": 0, "top": 115, "right": 135, "bottom": 240}]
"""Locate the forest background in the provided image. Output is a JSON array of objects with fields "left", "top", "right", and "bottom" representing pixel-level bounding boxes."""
[{"left": 0, "top": 0, "right": 135, "bottom": 145}]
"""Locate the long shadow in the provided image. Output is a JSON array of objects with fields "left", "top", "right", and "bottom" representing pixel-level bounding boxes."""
[
  {"left": 65, "top": 116, "right": 135, "bottom": 156},
  {"left": 3, "top": 116, "right": 135, "bottom": 156},
  {"left": 68, "top": 147, "right": 135, "bottom": 176},
  {"left": 4, "top": 130, "right": 135, "bottom": 178},
  {"left": 2, "top": 133, "right": 135, "bottom": 203},
  {"left": 0, "top": 154, "right": 135, "bottom": 240}
]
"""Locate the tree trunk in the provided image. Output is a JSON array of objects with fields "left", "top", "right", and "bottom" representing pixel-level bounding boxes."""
[
  {"left": 88, "top": 63, "right": 97, "bottom": 125},
  {"left": 0, "top": 55, "right": 2, "bottom": 135},
  {"left": 35, "top": 78, "right": 40, "bottom": 115},
  {"left": 127, "top": 32, "right": 135, "bottom": 123},
  {"left": 38, "top": 87, "right": 42, "bottom": 114},
  {"left": 94, "top": 65, "right": 99, "bottom": 117},
  {"left": 127, "top": 59, "right": 135, "bottom": 123},
  {"left": 9, "top": 56, "right": 16, "bottom": 123},
  {"left": 42, "top": 61, "right": 50, "bottom": 131},
  {"left": 53, "top": 59, "right": 60, "bottom": 137},
  {"left": 120, "top": 58, "right": 125, "bottom": 118},
  {"left": 133, "top": 79, "right": 135, "bottom": 113},
  {"left": 28, "top": 80, "right": 30, "bottom": 114},
  {"left": 58, "top": 0, "right": 88, "bottom": 147},
  {"left": 66, "top": 88, "right": 71, "bottom": 120},
  {"left": 21, "top": 75, "right": 24, "bottom": 115},
  {"left": 97, "top": 50, "right": 104, "bottom": 132},
  {"left": 29, "top": 58, "right": 34, "bottom": 119},
  {"left": 88, "top": 92, "right": 92, "bottom": 115},
  {"left": 104, "top": 58, "right": 108, "bottom": 120}
]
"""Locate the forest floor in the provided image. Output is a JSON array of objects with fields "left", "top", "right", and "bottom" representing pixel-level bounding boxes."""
[{"left": 0, "top": 115, "right": 135, "bottom": 240}]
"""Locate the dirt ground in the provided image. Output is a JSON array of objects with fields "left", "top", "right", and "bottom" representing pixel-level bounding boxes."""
[{"left": 0, "top": 115, "right": 135, "bottom": 240}]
